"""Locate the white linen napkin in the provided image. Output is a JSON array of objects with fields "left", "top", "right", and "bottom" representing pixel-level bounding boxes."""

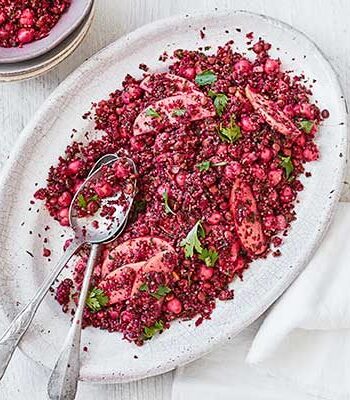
[{"left": 172, "top": 202, "right": 350, "bottom": 400}]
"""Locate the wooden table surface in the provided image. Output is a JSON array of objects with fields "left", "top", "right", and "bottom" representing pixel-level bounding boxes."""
[{"left": 0, "top": 1, "right": 349, "bottom": 399}]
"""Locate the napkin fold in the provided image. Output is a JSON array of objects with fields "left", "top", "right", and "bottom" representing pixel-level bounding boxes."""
[{"left": 173, "top": 202, "right": 350, "bottom": 400}]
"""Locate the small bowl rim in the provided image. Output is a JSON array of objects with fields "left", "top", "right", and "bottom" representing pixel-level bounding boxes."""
[{"left": 0, "top": 0, "right": 93, "bottom": 64}]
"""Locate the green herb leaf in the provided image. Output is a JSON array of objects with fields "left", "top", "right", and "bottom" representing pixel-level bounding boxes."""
[
  {"left": 143, "top": 320, "right": 164, "bottom": 340},
  {"left": 162, "top": 190, "right": 176, "bottom": 215},
  {"left": 208, "top": 90, "right": 228, "bottom": 116},
  {"left": 196, "top": 160, "right": 227, "bottom": 172},
  {"left": 218, "top": 116, "right": 241, "bottom": 143},
  {"left": 196, "top": 160, "right": 211, "bottom": 172},
  {"left": 86, "top": 287, "right": 109, "bottom": 312},
  {"left": 180, "top": 220, "right": 206, "bottom": 258},
  {"left": 198, "top": 248, "right": 219, "bottom": 267},
  {"left": 138, "top": 283, "right": 149, "bottom": 292},
  {"left": 195, "top": 70, "right": 217, "bottom": 86},
  {"left": 146, "top": 107, "right": 161, "bottom": 118},
  {"left": 172, "top": 108, "right": 186, "bottom": 117},
  {"left": 77, "top": 194, "right": 87, "bottom": 209},
  {"left": 151, "top": 285, "right": 171, "bottom": 300},
  {"left": 279, "top": 155, "right": 294, "bottom": 179},
  {"left": 88, "top": 194, "right": 100, "bottom": 203},
  {"left": 299, "top": 119, "right": 314, "bottom": 134}
]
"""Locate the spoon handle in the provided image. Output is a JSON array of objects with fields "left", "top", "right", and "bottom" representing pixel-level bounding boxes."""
[
  {"left": 48, "top": 244, "right": 99, "bottom": 400},
  {"left": 0, "top": 238, "right": 83, "bottom": 381}
]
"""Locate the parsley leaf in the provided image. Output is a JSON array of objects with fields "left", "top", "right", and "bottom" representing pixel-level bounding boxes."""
[
  {"left": 196, "top": 160, "right": 211, "bottom": 172},
  {"left": 195, "top": 70, "right": 217, "bottom": 86},
  {"left": 279, "top": 155, "right": 294, "bottom": 179},
  {"left": 208, "top": 90, "right": 228, "bottom": 116},
  {"left": 299, "top": 119, "right": 314, "bottom": 134},
  {"left": 196, "top": 160, "right": 227, "bottom": 172},
  {"left": 143, "top": 320, "right": 164, "bottom": 340},
  {"left": 162, "top": 190, "right": 176, "bottom": 215},
  {"left": 77, "top": 194, "right": 87, "bottom": 209},
  {"left": 138, "top": 283, "right": 149, "bottom": 292},
  {"left": 139, "top": 283, "right": 171, "bottom": 300},
  {"left": 218, "top": 116, "right": 241, "bottom": 143},
  {"left": 151, "top": 285, "right": 171, "bottom": 300},
  {"left": 85, "top": 287, "right": 109, "bottom": 312},
  {"left": 198, "top": 248, "right": 219, "bottom": 267},
  {"left": 88, "top": 194, "right": 100, "bottom": 203},
  {"left": 172, "top": 108, "right": 186, "bottom": 117},
  {"left": 146, "top": 107, "right": 161, "bottom": 118},
  {"left": 180, "top": 220, "right": 206, "bottom": 258}
]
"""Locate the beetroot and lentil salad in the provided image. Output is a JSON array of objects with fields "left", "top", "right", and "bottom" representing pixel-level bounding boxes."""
[
  {"left": 0, "top": 0, "right": 71, "bottom": 48},
  {"left": 35, "top": 39, "right": 328, "bottom": 345}
]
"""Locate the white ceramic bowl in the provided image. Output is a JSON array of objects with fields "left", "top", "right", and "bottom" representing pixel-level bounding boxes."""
[
  {"left": 0, "top": 3, "right": 95, "bottom": 82},
  {"left": 0, "top": 10, "right": 347, "bottom": 383},
  {"left": 0, "top": 0, "right": 93, "bottom": 64}
]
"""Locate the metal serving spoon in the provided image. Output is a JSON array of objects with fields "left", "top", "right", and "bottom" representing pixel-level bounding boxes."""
[
  {"left": 48, "top": 156, "right": 137, "bottom": 400},
  {"left": 0, "top": 154, "right": 135, "bottom": 382}
]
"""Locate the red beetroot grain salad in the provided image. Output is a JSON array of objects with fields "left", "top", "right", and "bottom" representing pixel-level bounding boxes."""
[
  {"left": 0, "top": 0, "right": 71, "bottom": 48},
  {"left": 36, "top": 39, "right": 328, "bottom": 345}
]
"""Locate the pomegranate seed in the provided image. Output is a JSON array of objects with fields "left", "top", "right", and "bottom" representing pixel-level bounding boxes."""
[
  {"left": 234, "top": 59, "right": 252, "bottom": 74},
  {"left": 199, "top": 265, "right": 214, "bottom": 280},
  {"left": 264, "top": 58, "right": 280, "bottom": 74},
  {"left": 17, "top": 28, "right": 34, "bottom": 44},
  {"left": 19, "top": 9, "right": 34, "bottom": 26},
  {"left": 166, "top": 298, "right": 182, "bottom": 314},
  {"left": 58, "top": 191, "right": 72, "bottom": 207},
  {"left": 207, "top": 212, "right": 222, "bottom": 225},
  {"left": 95, "top": 183, "right": 113, "bottom": 198},
  {"left": 67, "top": 160, "right": 82, "bottom": 175},
  {"left": 43, "top": 248, "right": 51, "bottom": 257}
]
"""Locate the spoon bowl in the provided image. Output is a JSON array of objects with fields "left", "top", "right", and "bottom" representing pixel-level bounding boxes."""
[{"left": 69, "top": 156, "right": 137, "bottom": 244}]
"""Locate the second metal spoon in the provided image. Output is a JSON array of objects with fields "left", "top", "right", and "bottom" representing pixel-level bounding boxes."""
[{"left": 48, "top": 155, "right": 137, "bottom": 400}]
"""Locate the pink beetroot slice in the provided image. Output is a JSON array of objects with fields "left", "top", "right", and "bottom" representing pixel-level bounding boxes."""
[
  {"left": 131, "top": 251, "right": 176, "bottom": 295},
  {"left": 245, "top": 86, "right": 300, "bottom": 139},
  {"left": 140, "top": 73, "right": 197, "bottom": 96},
  {"left": 101, "top": 236, "right": 174, "bottom": 277},
  {"left": 133, "top": 92, "right": 215, "bottom": 135},
  {"left": 230, "top": 179, "right": 267, "bottom": 255},
  {"left": 99, "top": 262, "right": 144, "bottom": 305}
]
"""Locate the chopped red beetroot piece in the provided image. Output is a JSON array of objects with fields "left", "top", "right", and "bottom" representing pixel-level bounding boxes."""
[
  {"left": 99, "top": 262, "right": 144, "bottom": 305},
  {"left": 101, "top": 236, "right": 174, "bottom": 277},
  {"left": 140, "top": 73, "right": 197, "bottom": 96},
  {"left": 230, "top": 179, "right": 267, "bottom": 255},
  {"left": 245, "top": 86, "right": 301, "bottom": 139},
  {"left": 133, "top": 92, "right": 215, "bottom": 135}
]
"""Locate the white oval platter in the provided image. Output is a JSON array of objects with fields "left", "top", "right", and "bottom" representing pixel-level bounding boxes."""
[{"left": 0, "top": 10, "right": 347, "bottom": 383}]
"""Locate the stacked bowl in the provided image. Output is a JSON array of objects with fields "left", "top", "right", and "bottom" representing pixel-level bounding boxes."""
[{"left": 0, "top": 0, "right": 94, "bottom": 81}]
